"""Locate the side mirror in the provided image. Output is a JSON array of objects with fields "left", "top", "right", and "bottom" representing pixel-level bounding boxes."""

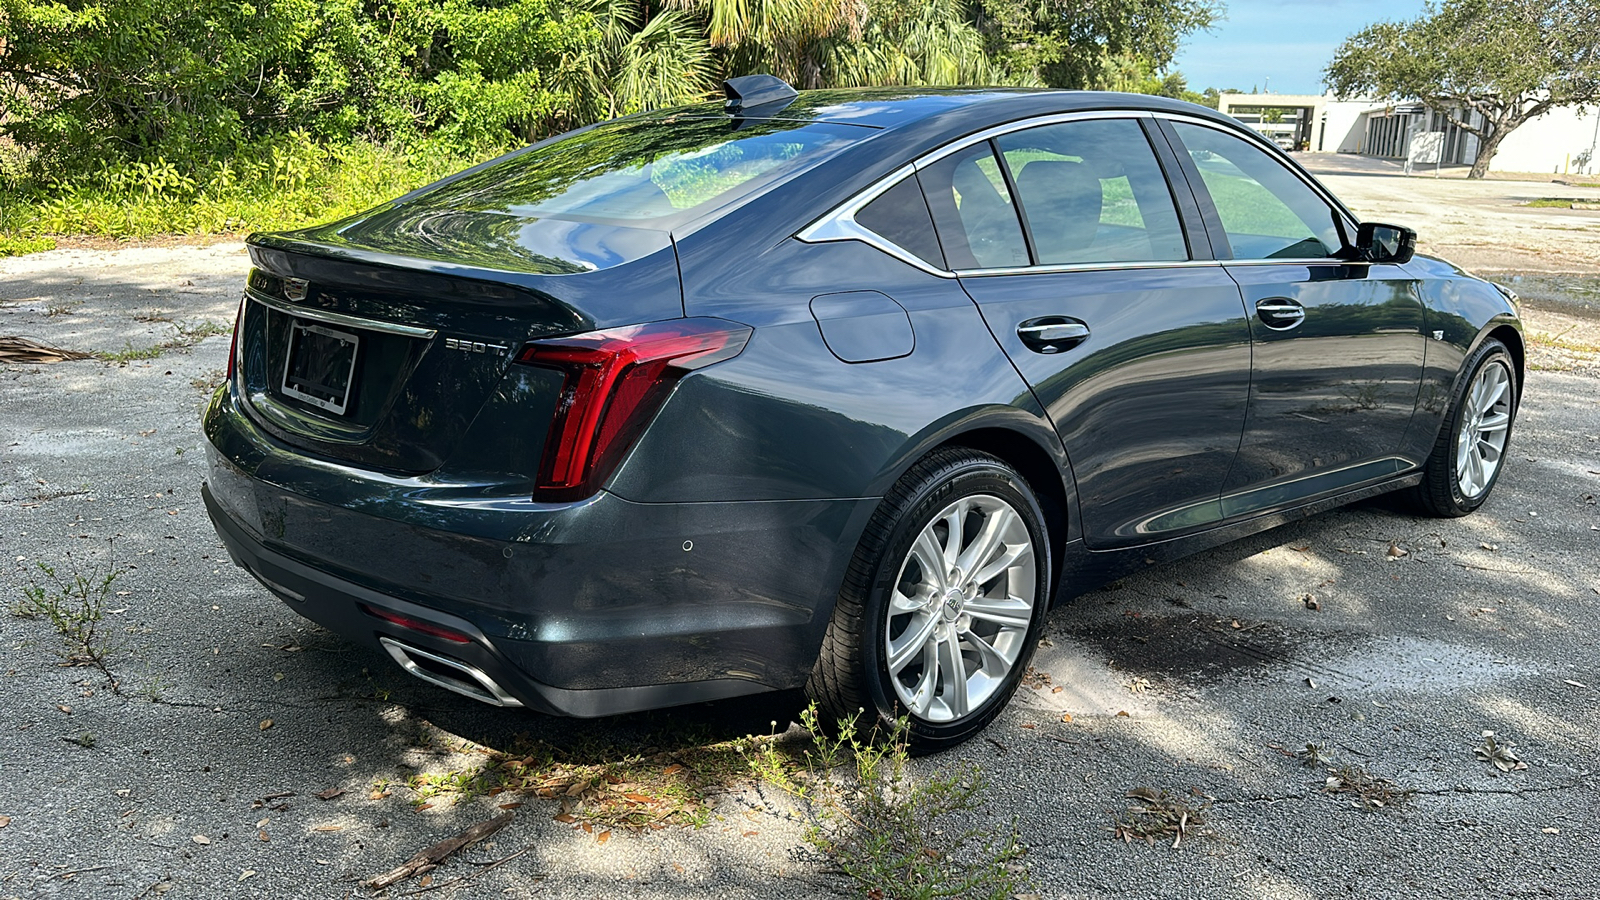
[{"left": 1356, "top": 222, "right": 1417, "bottom": 265}]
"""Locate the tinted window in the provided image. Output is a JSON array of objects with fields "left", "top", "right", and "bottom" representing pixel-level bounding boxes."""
[
  {"left": 996, "top": 119, "right": 1188, "bottom": 266},
  {"left": 919, "top": 143, "right": 1030, "bottom": 269},
  {"left": 412, "top": 118, "right": 866, "bottom": 226},
  {"left": 1171, "top": 122, "right": 1342, "bottom": 259},
  {"left": 854, "top": 174, "right": 947, "bottom": 268}
]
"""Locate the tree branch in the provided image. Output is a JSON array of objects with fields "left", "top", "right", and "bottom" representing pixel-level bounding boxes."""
[{"left": 364, "top": 812, "right": 516, "bottom": 891}]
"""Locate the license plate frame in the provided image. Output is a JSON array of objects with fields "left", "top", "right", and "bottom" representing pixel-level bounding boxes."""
[{"left": 281, "top": 320, "right": 360, "bottom": 415}]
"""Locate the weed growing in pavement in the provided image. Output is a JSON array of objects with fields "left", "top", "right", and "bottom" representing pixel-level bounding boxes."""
[
  {"left": 772, "top": 705, "right": 1032, "bottom": 900},
  {"left": 96, "top": 343, "right": 167, "bottom": 364},
  {"left": 12, "top": 546, "right": 125, "bottom": 691},
  {"left": 96, "top": 318, "right": 231, "bottom": 364},
  {"left": 377, "top": 704, "right": 1028, "bottom": 895},
  {"left": 1296, "top": 743, "right": 1327, "bottom": 767},
  {"left": 139, "top": 675, "right": 174, "bottom": 703},
  {"left": 1111, "top": 787, "right": 1211, "bottom": 847},
  {"left": 64, "top": 731, "right": 97, "bottom": 749}
]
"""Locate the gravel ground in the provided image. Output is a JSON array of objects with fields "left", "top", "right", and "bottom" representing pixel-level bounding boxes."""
[{"left": 3, "top": 171, "right": 1599, "bottom": 900}]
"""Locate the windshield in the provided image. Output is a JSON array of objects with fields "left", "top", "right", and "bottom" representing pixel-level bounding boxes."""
[{"left": 410, "top": 117, "right": 870, "bottom": 227}]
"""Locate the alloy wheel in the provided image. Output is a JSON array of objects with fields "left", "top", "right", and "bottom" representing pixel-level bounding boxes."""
[
  {"left": 1454, "top": 359, "right": 1513, "bottom": 499},
  {"left": 884, "top": 494, "right": 1037, "bottom": 722}
]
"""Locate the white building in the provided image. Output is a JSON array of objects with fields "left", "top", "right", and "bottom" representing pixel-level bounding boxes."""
[{"left": 1216, "top": 92, "right": 1600, "bottom": 176}]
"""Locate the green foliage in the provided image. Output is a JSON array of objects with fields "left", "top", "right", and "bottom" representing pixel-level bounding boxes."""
[
  {"left": 0, "top": 0, "right": 1224, "bottom": 243},
  {"left": 0, "top": 0, "right": 700, "bottom": 177},
  {"left": 14, "top": 549, "right": 125, "bottom": 690},
  {"left": 0, "top": 139, "right": 491, "bottom": 240},
  {"left": 971, "top": 0, "right": 1222, "bottom": 90},
  {"left": 1325, "top": 0, "right": 1600, "bottom": 177},
  {"left": 679, "top": 0, "right": 1014, "bottom": 89},
  {"left": 0, "top": 234, "right": 57, "bottom": 257},
  {"left": 0, "top": 0, "right": 315, "bottom": 172},
  {"left": 1104, "top": 62, "right": 1220, "bottom": 107},
  {"left": 771, "top": 706, "right": 1032, "bottom": 900}
]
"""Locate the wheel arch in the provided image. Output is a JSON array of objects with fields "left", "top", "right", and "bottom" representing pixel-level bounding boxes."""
[
  {"left": 1485, "top": 321, "right": 1525, "bottom": 390},
  {"left": 870, "top": 409, "right": 1079, "bottom": 602}
]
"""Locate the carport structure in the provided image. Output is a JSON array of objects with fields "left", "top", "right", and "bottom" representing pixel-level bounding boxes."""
[{"left": 1216, "top": 93, "right": 1324, "bottom": 151}]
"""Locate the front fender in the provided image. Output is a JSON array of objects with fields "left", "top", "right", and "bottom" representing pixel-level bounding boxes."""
[{"left": 1399, "top": 255, "right": 1523, "bottom": 460}]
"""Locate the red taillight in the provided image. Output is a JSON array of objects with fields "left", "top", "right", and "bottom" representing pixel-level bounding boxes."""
[
  {"left": 359, "top": 604, "right": 472, "bottom": 644},
  {"left": 516, "top": 318, "right": 752, "bottom": 502},
  {"left": 226, "top": 296, "right": 244, "bottom": 381}
]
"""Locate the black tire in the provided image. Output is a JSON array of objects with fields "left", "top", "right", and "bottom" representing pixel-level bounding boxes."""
[
  {"left": 806, "top": 448, "right": 1051, "bottom": 754},
  {"left": 1411, "top": 338, "right": 1518, "bottom": 517}
]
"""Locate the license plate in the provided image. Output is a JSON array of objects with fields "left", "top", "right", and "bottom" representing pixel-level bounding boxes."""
[{"left": 281, "top": 320, "right": 360, "bottom": 415}]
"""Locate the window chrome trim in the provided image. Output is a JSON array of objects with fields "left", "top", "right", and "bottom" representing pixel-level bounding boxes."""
[
  {"left": 910, "top": 109, "right": 1152, "bottom": 171},
  {"left": 794, "top": 165, "right": 954, "bottom": 278},
  {"left": 245, "top": 287, "right": 438, "bottom": 339},
  {"left": 794, "top": 107, "right": 1371, "bottom": 277},
  {"left": 952, "top": 257, "right": 1371, "bottom": 278}
]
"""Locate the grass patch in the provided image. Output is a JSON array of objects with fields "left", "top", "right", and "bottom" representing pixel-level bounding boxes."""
[
  {"left": 12, "top": 545, "right": 126, "bottom": 691},
  {"left": 1528, "top": 327, "right": 1600, "bottom": 356},
  {"left": 0, "top": 139, "right": 498, "bottom": 255},
  {"left": 1522, "top": 198, "right": 1583, "bottom": 209}
]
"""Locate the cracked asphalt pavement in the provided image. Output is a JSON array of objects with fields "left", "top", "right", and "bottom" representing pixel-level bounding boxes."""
[{"left": 3, "top": 173, "right": 1599, "bottom": 899}]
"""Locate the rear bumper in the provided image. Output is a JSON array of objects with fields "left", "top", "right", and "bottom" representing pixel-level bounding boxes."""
[{"left": 202, "top": 386, "right": 876, "bottom": 717}]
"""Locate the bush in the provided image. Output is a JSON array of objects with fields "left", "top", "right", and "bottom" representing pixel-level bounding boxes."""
[
  {"left": 0, "top": 138, "right": 494, "bottom": 244},
  {"left": 0, "top": 0, "right": 710, "bottom": 183}
]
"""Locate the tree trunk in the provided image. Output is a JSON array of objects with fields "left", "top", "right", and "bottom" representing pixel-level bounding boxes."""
[{"left": 1468, "top": 126, "right": 1509, "bottom": 179}]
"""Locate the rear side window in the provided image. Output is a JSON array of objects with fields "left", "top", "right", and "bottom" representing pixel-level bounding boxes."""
[
  {"left": 854, "top": 174, "right": 946, "bottom": 268},
  {"left": 995, "top": 119, "right": 1189, "bottom": 266},
  {"left": 1170, "top": 122, "right": 1342, "bottom": 259},
  {"left": 414, "top": 118, "right": 868, "bottom": 226},
  {"left": 919, "top": 143, "right": 1030, "bottom": 269}
]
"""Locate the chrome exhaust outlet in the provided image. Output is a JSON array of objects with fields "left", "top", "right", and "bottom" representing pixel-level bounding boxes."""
[{"left": 378, "top": 637, "right": 524, "bottom": 708}]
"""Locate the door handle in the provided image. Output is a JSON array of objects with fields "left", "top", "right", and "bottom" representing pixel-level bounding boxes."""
[
  {"left": 1017, "top": 318, "right": 1090, "bottom": 353},
  {"left": 1255, "top": 297, "right": 1305, "bottom": 330}
]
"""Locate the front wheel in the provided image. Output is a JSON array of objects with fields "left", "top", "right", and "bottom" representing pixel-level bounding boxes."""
[
  {"left": 806, "top": 448, "right": 1051, "bottom": 753},
  {"left": 1412, "top": 338, "right": 1519, "bottom": 517}
]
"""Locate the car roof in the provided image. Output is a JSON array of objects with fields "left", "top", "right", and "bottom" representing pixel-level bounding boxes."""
[{"left": 652, "top": 87, "right": 1240, "bottom": 133}]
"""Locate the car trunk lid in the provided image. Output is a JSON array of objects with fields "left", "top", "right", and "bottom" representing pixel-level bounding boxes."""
[{"left": 236, "top": 225, "right": 683, "bottom": 475}]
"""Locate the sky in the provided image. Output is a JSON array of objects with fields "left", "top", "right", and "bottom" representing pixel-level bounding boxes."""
[{"left": 1171, "top": 0, "right": 1431, "bottom": 96}]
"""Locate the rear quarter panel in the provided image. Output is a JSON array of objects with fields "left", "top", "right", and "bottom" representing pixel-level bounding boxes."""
[{"left": 610, "top": 234, "right": 1066, "bottom": 507}]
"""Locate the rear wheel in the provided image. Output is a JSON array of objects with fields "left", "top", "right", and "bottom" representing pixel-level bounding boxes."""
[
  {"left": 1412, "top": 338, "right": 1518, "bottom": 517},
  {"left": 807, "top": 448, "right": 1050, "bottom": 753}
]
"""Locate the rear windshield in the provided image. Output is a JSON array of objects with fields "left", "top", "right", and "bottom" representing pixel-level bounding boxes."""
[{"left": 417, "top": 117, "right": 870, "bottom": 226}]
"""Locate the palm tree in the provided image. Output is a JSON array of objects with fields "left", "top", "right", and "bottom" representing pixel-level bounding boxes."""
[
  {"left": 543, "top": 0, "right": 719, "bottom": 134},
  {"left": 676, "top": 0, "right": 1017, "bottom": 89},
  {"left": 829, "top": 0, "right": 1019, "bottom": 86}
]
